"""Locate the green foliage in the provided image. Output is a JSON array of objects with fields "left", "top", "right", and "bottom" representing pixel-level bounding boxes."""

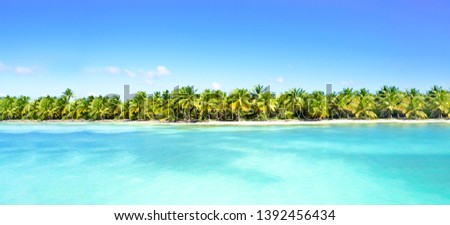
[
  {"left": 354, "top": 89, "right": 377, "bottom": 119},
  {"left": 1, "top": 86, "right": 449, "bottom": 121},
  {"left": 376, "top": 86, "right": 404, "bottom": 118},
  {"left": 307, "top": 91, "right": 329, "bottom": 119}
]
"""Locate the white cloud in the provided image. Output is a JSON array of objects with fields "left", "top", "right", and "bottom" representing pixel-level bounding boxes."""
[
  {"left": 276, "top": 76, "right": 284, "bottom": 83},
  {"left": 88, "top": 65, "right": 170, "bottom": 85},
  {"left": 0, "top": 92, "right": 5, "bottom": 97},
  {"left": 124, "top": 69, "right": 136, "bottom": 77},
  {"left": 156, "top": 66, "right": 170, "bottom": 76},
  {"left": 140, "top": 70, "right": 155, "bottom": 85},
  {"left": 212, "top": 82, "right": 221, "bottom": 90},
  {"left": 105, "top": 66, "right": 121, "bottom": 75},
  {"left": 341, "top": 80, "right": 354, "bottom": 86},
  {"left": 0, "top": 62, "right": 37, "bottom": 75},
  {"left": 86, "top": 66, "right": 129, "bottom": 76},
  {"left": 141, "top": 66, "right": 170, "bottom": 85},
  {"left": 142, "top": 70, "right": 154, "bottom": 78},
  {"left": 140, "top": 66, "right": 171, "bottom": 78},
  {"left": 14, "top": 67, "right": 34, "bottom": 75}
]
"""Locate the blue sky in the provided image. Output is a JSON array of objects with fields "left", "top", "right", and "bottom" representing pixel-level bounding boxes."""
[{"left": 1, "top": 0, "right": 449, "bottom": 98}]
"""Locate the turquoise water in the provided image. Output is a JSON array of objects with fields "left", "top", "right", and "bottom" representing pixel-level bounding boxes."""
[{"left": 0, "top": 123, "right": 449, "bottom": 204}]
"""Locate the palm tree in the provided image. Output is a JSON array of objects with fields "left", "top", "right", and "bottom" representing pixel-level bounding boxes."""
[
  {"left": 279, "top": 88, "right": 307, "bottom": 119},
  {"left": 307, "top": 91, "right": 329, "bottom": 119},
  {"left": 23, "top": 100, "right": 38, "bottom": 120},
  {"left": 129, "top": 91, "right": 147, "bottom": 120},
  {"left": 151, "top": 91, "right": 164, "bottom": 119},
  {"left": 73, "top": 98, "right": 89, "bottom": 120},
  {"left": 404, "top": 88, "right": 427, "bottom": 119},
  {"left": 256, "top": 92, "right": 278, "bottom": 120},
  {"left": 177, "top": 86, "right": 197, "bottom": 121},
  {"left": 160, "top": 90, "right": 175, "bottom": 120},
  {"left": 330, "top": 88, "right": 357, "bottom": 119},
  {"left": 37, "top": 96, "right": 58, "bottom": 120},
  {"left": 107, "top": 95, "right": 122, "bottom": 119},
  {"left": 15, "top": 96, "right": 30, "bottom": 119},
  {"left": 215, "top": 90, "right": 229, "bottom": 120},
  {"left": 354, "top": 89, "right": 377, "bottom": 119},
  {"left": 229, "top": 88, "right": 251, "bottom": 121},
  {"left": 197, "top": 89, "right": 219, "bottom": 120},
  {"left": 62, "top": 88, "right": 74, "bottom": 102},
  {"left": 426, "top": 86, "right": 449, "bottom": 118},
  {"left": 0, "top": 96, "right": 17, "bottom": 120},
  {"left": 251, "top": 84, "right": 265, "bottom": 98},
  {"left": 376, "top": 86, "right": 404, "bottom": 118},
  {"left": 250, "top": 85, "right": 265, "bottom": 118},
  {"left": 89, "top": 96, "right": 111, "bottom": 120},
  {"left": 61, "top": 88, "right": 75, "bottom": 119},
  {"left": 1, "top": 86, "right": 449, "bottom": 121}
]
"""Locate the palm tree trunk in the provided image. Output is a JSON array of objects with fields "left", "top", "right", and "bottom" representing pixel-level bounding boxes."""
[{"left": 189, "top": 106, "right": 191, "bottom": 121}]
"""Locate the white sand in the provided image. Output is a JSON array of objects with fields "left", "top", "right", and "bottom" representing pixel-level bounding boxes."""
[
  {"left": 185, "top": 119, "right": 450, "bottom": 126},
  {"left": 1, "top": 119, "right": 449, "bottom": 126}
]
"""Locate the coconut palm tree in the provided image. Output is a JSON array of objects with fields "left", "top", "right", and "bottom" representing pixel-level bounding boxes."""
[
  {"left": 150, "top": 91, "right": 164, "bottom": 119},
  {"left": 129, "top": 91, "right": 147, "bottom": 120},
  {"left": 14, "top": 96, "right": 30, "bottom": 119},
  {"left": 140, "top": 97, "right": 154, "bottom": 120},
  {"left": 426, "top": 86, "right": 449, "bottom": 118},
  {"left": 107, "top": 95, "right": 122, "bottom": 119},
  {"left": 251, "top": 84, "right": 265, "bottom": 98},
  {"left": 376, "top": 86, "right": 404, "bottom": 118},
  {"left": 354, "top": 89, "right": 377, "bottom": 119},
  {"left": 330, "top": 88, "right": 357, "bottom": 118},
  {"left": 0, "top": 96, "right": 17, "bottom": 120},
  {"left": 73, "top": 98, "right": 89, "bottom": 120},
  {"left": 177, "top": 86, "right": 197, "bottom": 121},
  {"left": 215, "top": 90, "right": 229, "bottom": 120},
  {"left": 37, "top": 96, "right": 58, "bottom": 120},
  {"left": 24, "top": 100, "right": 39, "bottom": 120},
  {"left": 404, "top": 88, "right": 427, "bottom": 119},
  {"left": 89, "top": 96, "right": 111, "bottom": 120},
  {"left": 197, "top": 89, "right": 219, "bottom": 120},
  {"left": 279, "top": 88, "right": 307, "bottom": 119},
  {"left": 62, "top": 88, "right": 74, "bottom": 102},
  {"left": 307, "top": 91, "right": 329, "bottom": 119},
  {"left": 61, "top": 88, "right": 75, "bottom": 119},
  {"left": 250, "top": 85, "right": 263, "bottom": 117},
  {"left": 229, "top": 88, "right": 251, "bottom": 121},
  {"left": 256, "top": 92, "right": 278, "bottom": 120},
  {"left": 160, "top": 90, "right": 176, "bottom": 120},
  {"left": 2, "top": 86, "right": 450, "bottom": 121}
]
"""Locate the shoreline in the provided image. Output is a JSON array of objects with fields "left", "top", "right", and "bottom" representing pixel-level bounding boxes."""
[{"left": 1, "top": 119, "right": 449, "bottom": 126}]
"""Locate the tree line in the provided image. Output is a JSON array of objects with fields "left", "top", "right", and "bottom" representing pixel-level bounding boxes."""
[{"left": 0, "top": 85, "right": 449, "bottom": 121}]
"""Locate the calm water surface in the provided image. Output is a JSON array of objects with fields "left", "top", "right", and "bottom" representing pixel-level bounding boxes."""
[{"left": 0, "top": 123, "right": 449, "bottom": 204}]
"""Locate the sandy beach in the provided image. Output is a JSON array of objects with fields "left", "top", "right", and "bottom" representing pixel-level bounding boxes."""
[{"left": 1, "top": 119, "right": 449, "bottom": 126}]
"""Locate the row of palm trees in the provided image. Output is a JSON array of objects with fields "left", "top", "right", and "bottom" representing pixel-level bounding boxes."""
[{"left": 1, "top": 85, "right": 449, "bottom": 121}]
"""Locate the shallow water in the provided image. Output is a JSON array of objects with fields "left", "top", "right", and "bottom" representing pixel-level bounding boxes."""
[{"left": 0, "top": 123, "right": 449, "bottom": 204}]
